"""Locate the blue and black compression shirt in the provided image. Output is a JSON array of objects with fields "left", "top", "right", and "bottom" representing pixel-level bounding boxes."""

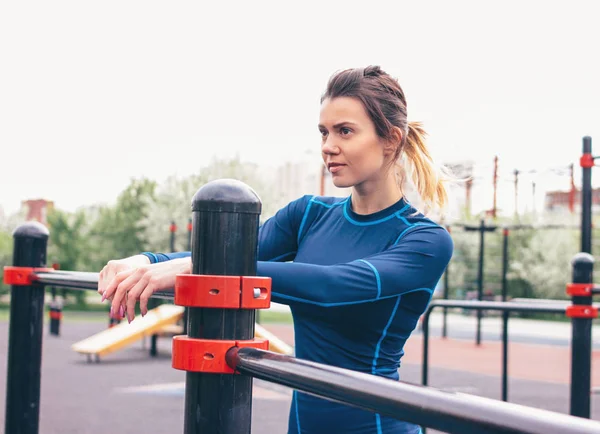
[{"left": 145, "top": 195, "right": 453, "bottom": 434}]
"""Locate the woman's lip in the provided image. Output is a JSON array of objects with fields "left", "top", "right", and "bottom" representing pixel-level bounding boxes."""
[{"left": 329, "top": 164, "right": 345, "bottom": 174}]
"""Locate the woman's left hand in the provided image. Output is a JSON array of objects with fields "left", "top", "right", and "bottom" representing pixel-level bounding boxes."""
[{"left": 102, "top": 257, "right": 192, "bottom": 323}]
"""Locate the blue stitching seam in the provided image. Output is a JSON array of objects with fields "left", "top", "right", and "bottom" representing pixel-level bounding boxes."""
[
  {"left": 343, "top": 202, "right": 411, "bottom": 226},
  {"left": 296, "top": 199, "right": 314, "bottom": 245},
  {"left": 272, "top": 288, "right": 431, "bottom": 307},
  {"left": 141, "top": 252, "right": 159, "bottom": 263},
  {"left": 371, "top": 295, "right": 402, "bottom": 374},
  {"left": 358, "top": 259, "right": 381, "bottom": 298},
  {"left": 393, "top": 223, "right": 438, "bottom": 245}
]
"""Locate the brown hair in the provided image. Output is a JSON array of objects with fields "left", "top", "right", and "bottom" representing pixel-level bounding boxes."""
[{"left": 321, "top": 66, "right": 450, "bottom": 213}]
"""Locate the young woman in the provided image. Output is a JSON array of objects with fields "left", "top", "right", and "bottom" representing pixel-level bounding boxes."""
[{"left": 98, "top": 65, "right": 454, "bottom": 434}]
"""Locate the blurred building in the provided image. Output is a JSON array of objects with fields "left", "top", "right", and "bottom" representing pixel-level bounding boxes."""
[
  {"left": 545, "top": 188, "right": 600, "bottom": 214},
  {"left": 21, "top": 199, "right": 54, "bottom": 226}
]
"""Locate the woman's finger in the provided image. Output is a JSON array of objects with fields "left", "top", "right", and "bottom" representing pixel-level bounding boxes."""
[
  {"left": 110, "top": 269, "right": 145, "bottom": 319},
  {"left": 124, "top": 274, "right": 152, "bottom": 323},
  {"left": 103, "top": 268, "right": 136, "bottom": 302}
]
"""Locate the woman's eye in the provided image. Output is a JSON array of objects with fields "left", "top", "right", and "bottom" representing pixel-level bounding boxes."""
[
  {"left": 340, "top": 127, "right": 352, "bottom": 136},
  {"left": 320, "top": 130, "right": 328, "bottom": 138}
]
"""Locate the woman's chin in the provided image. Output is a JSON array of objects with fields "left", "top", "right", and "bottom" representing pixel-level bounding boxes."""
[{"left": 331, "top": 176, "right": 354, "bottom": 189}]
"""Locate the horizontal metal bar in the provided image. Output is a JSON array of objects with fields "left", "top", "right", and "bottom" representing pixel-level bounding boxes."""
[
  {"left": 228, "top": 348, "right": 600, "bottom": 434},
  {"left": 428, "top": 299, "right": 567, "bottom": 314},
  {"left": 31, "top": 271, "right": 174, "bottom": 300}
]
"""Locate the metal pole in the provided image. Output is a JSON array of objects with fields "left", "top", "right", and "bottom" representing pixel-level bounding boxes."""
[
  {"left": 569, "top": 253, "right": 594, "bottom": 418},
  {"left": 581, "top": 137, "right": 592, "bottom": 254},
  {"left": 183, "top": 218, "right": 192, "bottom": 335},
  {"left": 476, "top": 219, "right": 485, "bottom": 345},
  {"left": 184, "top": 179, "right": 261, "bottom": 434},
  {"left": 501, "top": 227, "right": 509, "bottom": 401},
  {"left": 442, "top": 226, "right": 450, "bottom": 338},
  {"left": 4, "top": 222, "right": 49, "bottom": 434},
  {"left": 422, "top": 309, "right": 431, "bottom": 386}
]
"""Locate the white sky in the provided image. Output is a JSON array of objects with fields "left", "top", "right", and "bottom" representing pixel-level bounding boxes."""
[{"left": 1, "top": 0, "right": 599, "bottom": 216}]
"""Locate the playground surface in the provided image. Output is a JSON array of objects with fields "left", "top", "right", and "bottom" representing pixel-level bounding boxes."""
[{"left": 0, "top": 312, "right": 598, "bottom": 434}]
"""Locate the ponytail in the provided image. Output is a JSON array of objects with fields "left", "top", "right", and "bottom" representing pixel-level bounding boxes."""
[{"left": 400, "top": 121, "right": 450, "bottom": 214}]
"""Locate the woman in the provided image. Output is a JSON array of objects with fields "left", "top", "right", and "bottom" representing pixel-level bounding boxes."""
[{"left": 98, "top": 66, "right": 454, "bottom": 434}]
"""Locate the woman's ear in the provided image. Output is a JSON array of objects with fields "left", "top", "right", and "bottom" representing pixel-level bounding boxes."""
[{"left": 383, "top": 127, "right": 403, "bottom": 156}]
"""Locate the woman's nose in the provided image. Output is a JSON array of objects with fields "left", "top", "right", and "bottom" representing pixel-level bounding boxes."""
[{"left": 321, "top": 137, "right": 340, "bottom": 155}]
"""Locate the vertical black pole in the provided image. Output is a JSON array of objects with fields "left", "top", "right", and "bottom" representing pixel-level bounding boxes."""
[
  {"left": 184, "top": 179, "right": 261, "bottom": 434},
  {"left": 442, "top": 226, "right": 450, "bottom": 338},
  {"left": 5, "top": 222, "right": 49, "bottom": 434},
  {"left": 581, "top": 136, "right": 593, "bottom": 254},
  {"left": 501, "top": 227, "right": 509, "bottom": 402},
  {"left": 422, "top": 309, "right": 431, "bottom": 387},
  {"left": 441, "top": 268, "right": 449, "bottom": 338},
  {"left": 183, "top": 218, "right": 192, "bottom": 334},
  {"left": 569, "top": 253, "right": 594, "bottom": 418},
  {"left": 476, "top": 219, "right": 485, "bottom": 345},
  {"left": 170, "top": 220, "right": 177, "bottom": 252}
]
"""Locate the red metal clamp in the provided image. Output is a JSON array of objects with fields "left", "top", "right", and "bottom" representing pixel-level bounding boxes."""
[
  {"left": 172, "top": 336, "right": 269, "bottom": 374},
  {"left": 566, "top": 305, "right": 598, "bottom": 319},
  {"left": 580, "top": 153, "right": 595, "bottom": 169},
  {"left": 3, "top": 266, "right": 55, "bottom": 286},
  {"left": 49, "top": 310, "right": 63, "bottom": 320},
  {"left": 174, "top": 274, "right": 271, "bottom": 309},
  {"left": 566, "top": 283, "right": 594, "bottom": 296}
]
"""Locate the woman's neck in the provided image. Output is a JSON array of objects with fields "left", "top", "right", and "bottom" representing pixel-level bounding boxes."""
[{"left": 350, "top": 172, "right": 403, "bottom": 215}]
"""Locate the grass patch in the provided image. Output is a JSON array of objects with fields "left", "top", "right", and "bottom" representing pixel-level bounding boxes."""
[{"left": 257, "top": 310, "right": 293, "bottom": 324}]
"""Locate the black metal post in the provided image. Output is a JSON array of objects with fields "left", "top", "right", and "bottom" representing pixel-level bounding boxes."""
[
  {"left": 476, "top": 219, "right": 485, "bottom": 345},
  {"left": 184, "top": 179, "right": 261, "bottom": 434},
  {"left": 581, "top": 136, "right": 592, "bottom": 254},
  {"left": 422, "top": 309, "right": 431, "bottom": 386},
  {"left": 501, "top": 227, "right": 509, "bottom": 401},
  {"left": 5, "top": 222, "right": 49, "bottom": 434},
  {"left": 183, "top": 218, "right": 192, "bottom": 334},
  {"left": 442, "top": 224, "right": 451, "bottom": 338},
  {"left": 569, "top": 253, "right": 594, "bottom": 418}
]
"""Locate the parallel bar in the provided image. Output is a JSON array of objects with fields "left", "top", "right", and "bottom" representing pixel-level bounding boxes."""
[
  {"left": 229, "top": 348, "right": 600, "bottom": 434},
  {"left": 422, "top": 300, "right": 566, "bottom": 397},
  {"left": 428, "top": 300, "right": 566, "bottom": 314},
  {"left": 30, "top": 271, "right": 174, "bottom": 300}
]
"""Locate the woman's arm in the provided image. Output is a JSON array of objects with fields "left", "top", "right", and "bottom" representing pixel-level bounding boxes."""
[{"left": 261, "top": 225, "right": 453, "bottom": 306}]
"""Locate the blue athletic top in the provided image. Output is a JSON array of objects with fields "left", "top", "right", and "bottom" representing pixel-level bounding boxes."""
[{"left": 145, "top": 195, "right": 453, "bottom": 434}]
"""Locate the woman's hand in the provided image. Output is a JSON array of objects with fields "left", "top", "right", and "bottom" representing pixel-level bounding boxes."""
[{"left": 101, "top": 257, "right": 192, "bottom": 323}]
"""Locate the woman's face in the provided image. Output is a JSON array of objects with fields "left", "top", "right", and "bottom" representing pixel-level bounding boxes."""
[{"left": 319, "top": 96, "right": 392, "bottom": 189}]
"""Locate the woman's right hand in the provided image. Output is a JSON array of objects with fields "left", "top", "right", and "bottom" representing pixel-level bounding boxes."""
[{"left": 98, "top": 255, "right": 151, "bottom": 314}]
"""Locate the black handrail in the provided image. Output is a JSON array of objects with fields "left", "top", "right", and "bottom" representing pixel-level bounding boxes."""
[
  {"left": 228, "top": 347, "right": 600, "bottom": 434},
  {"left": 422, "top": 300, "right": 568, "bottom": 403},
  {"left": 31, "top": 270, "right": 174, "bottom": 300}
]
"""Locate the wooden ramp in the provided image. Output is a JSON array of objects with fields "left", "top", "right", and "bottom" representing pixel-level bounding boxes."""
[
  {"left": 72, "top": 304, "right": 185, "bottom": 361},
  {"left": 72, "top": 305, "right": 294, "bottom": 362}
]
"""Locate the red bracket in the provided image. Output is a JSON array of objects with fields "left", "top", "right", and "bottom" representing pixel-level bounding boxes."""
[
  {"left": 174, "top": 274, "right": 271, "bottom": 309},
  {"left": 49, "top": 310, "right": 63, "bottom": 320},
  {"left": 172, "top": 336, "right": 269, "bottom": 373},
  {"left": 3, "top": 266, "right": 55, "bottom": 286},
  {"left": 566, "top": 305, "right": 598, "bottom": 319},
  {"left": 580, "top": 154, "right": 595, "bottom": 169},
  {"left": 566, "top": 283, "right": 594, "bottom": 296}
]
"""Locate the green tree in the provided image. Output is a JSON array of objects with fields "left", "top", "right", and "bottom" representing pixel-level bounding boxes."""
[
  {"left": 47, "top": 209, "right": 91, "bottom": 304},
  {"left": 89, "top": 178, "right": 157, "bottom": 267}
]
